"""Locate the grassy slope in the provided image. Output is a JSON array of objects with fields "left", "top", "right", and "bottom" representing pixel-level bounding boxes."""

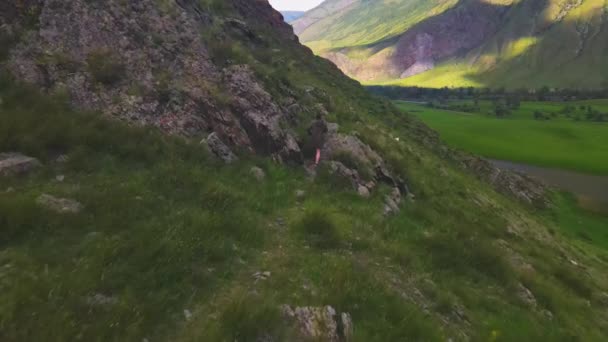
[
  {"left": 388, "top": 0, "right": 608, "bottom": 89},
  {"left": 394, "top": 101, "right": 608, "bottom": 175},
  {"left": 2, "top": 74, "right": 608, "bottom": 341},
  {"left": 297, "top": 0, "right": 457, "bottom": 51}
]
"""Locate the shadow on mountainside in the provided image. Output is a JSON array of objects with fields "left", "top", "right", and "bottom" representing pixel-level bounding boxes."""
[{"left": 323, "top": 0, "right": 556, "bottom": 85}]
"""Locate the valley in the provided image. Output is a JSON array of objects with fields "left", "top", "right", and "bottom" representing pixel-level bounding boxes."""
[
  {"left": 395, "top": 100, "right": 608, "bottom": 175},
  {"left": 1, "top": 0, "right": 608, "bottom": 341}
]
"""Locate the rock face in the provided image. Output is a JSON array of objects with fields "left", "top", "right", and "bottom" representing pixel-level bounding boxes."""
[
  {"left": 205, "top": 133, "right": 238, "bottom": 164},
  {"left": 36, "top": 194, "right": 83, "bottom": 214},
  {"left": 323, "top": 133, "right": 410, "bottom": 212},
  {"left": 2, "top": 0, "right": 301, "bottom": 162},
  {"left": 250, "top": 166, "right": 266, "bottom": 181},
  {"left": 0, "top": 153, "right": 41, "bottom": 176},
  {"left": 281, "top": 305, "right": 353, "bottom": 342},
  {"left": 461, "top": 156, "right": 548, "bottom": 207}
]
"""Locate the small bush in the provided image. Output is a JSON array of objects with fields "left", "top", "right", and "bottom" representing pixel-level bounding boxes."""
[
  {"left": 296, "top": 209, "right": 342, "bottom": 249},
  {"left": 86, "top": 49, "right": 125, "bottom": 85}
]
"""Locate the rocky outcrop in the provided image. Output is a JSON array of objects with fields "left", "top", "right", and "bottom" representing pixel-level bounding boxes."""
[
  {"left": 0, "top": 153, "right": 41, "bottom": 176},
  {"left": 205, "top": 133, "right": 238, "bottom": 163},
  {"left": 36, "top": 194, "right": 83, "bottom": 214},
  {"left": 461, "top": 156, "right": 548, "bottom": 207},
  {"left": 2, "top": 0, "right": 301, "bottom": 162},
  {"left": 324, "top": 133, "right": 409, "bottom": 193},
  {"left": 281, "top": 305, "right": 353, "bottom": 342}
]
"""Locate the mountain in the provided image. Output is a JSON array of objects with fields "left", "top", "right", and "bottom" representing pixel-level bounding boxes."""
[
  {"left": 293, "top": 0, "right": 608, "bottom": 89},
  {"left": 281, "top": 10, "right": 305, "bottom": 22},
  {"left": 1, "top": 0, "right": 608, "bottom": 341}
]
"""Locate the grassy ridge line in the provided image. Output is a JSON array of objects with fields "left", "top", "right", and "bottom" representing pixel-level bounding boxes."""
[{"left": 395, "top": 101, "right": 608, "bottom": 175}]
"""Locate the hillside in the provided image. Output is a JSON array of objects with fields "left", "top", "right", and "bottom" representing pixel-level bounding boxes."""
[
  {"left": 294, "top": 0, "right": 608, "bottom": 89},
  {"left": 1, "top": 0, "right": 608, "bottom": 341}
]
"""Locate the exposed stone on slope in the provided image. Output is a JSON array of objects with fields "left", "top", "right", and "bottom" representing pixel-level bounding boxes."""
[
  {"left": 36, "top": 194, "right": 83, "bottom": 214},
  {"left": 384, "top": 187, "right": 403, "bottom": 216},
  {"left": 461, "top": 156, "right": 548, "bottom": 207},
  {"left": 324, "top": 133, "right": 410, "bottom": 193},
  {"left": 250, "top": 166, "right": 266, "bottom": 181},
  {"left": 281, "top": 305, "right": 353, "bottom": 342},
  {"left": 205, "top": 133, "right": 238, "bottom": 163},
  {"left": 222, "top": 65, "right": 302, "bottom": 162},
  {"left": 3, "top": 0, "right": 301, "bottom": 163},
  {"left": 0, "top": 153, "right": 41, "bottom": 176}
]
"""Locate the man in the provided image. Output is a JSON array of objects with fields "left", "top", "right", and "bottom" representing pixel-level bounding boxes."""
[{"left": 308, "top": 114, "right": 328, "bottom": 166}]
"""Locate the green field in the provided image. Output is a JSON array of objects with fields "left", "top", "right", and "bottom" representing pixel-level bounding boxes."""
[{"left": 395, "top": 100, "right": 608, "bottom": 175}]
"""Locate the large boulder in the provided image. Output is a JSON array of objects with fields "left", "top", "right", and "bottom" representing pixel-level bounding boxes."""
[
  {"left": 0, "top": 153, "right": 41, "bottom": 176},
  {"left": 281, "top": 305, "right": 353, "bottom": 342}
]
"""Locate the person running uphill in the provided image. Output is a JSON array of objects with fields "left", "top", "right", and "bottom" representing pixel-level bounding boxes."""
[{"left": 308, "top": 114, "right": 328, "bottom": 166}]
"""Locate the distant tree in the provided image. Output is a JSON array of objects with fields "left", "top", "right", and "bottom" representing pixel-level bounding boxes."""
[
  {"left": 494, "top": 100, "right": 511, "bottom": 117},
  {"left": 506, "top": 95, "right": 521, "bottom": 110},
  {"left": 538, "top": 86, "right": 551, "bottom": 101}
]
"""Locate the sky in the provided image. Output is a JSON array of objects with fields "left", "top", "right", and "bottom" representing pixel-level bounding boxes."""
[{"left": 268, "top": 0, "right": 325, "bottom": 11}]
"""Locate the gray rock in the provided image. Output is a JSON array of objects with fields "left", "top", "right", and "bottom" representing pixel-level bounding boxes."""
[
  {"left": 205, "top": 133, "right": 238, "bottom": 163},
  {"left": 327, "top": 122, "right": 340, "bottom": 134},
  {"left": 383, "top": 187, "right": 402, "bottom": 216},
  {"left": 295, "top": 190, "right": 306, "bottom": 200},
  {"left": 517, "top": 283, "right": 537, "bottom": 308},
  {"left": 4, "top": 0, "right": 301, "bottom": 163},
  {"left": 5, "top": 187, "right": 15, "bottom": 193},
  {"left": 56, "top": 175, "right": 65, "bottom": 182},
  {"left": 86, "top": 293, "right": 117, "bottom": 307},
  {"left": 281, "top": 305, "right": 353, "bottom": 342},
  {"left": 357, "top": 185, "right": 370, "bottom": 198},
  {"left": 328, "top": 161, "right": 361, "bottom": 189},
  {"left": 250, "top": 166, "right": 265, "bottom": 181},
  {"left": 0, "top": 153, "right": 41, "bottom": 176},
  {"left": 183, "top": 309, "right": 193, "bottom": 321},
  {"left": 253, "top": 271, "right": 271, "bottom": 282},
  {"left": 36, "top": 194, "right": 83, "bottom": 214}
]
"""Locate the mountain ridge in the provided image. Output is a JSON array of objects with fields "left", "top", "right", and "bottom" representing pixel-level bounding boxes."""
[{"left": 294, "top": 0, "right": 608, "bottom": 88}]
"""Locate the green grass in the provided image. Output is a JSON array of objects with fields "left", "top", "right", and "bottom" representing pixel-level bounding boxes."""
[
  {"left": 1, "top": 77, "right": 608, "bottom": 340},
  {"left": 394, "top": 100, "right": 608, "bottom": 175}
]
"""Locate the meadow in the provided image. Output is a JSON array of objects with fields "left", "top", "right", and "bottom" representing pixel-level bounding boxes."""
[
  {"left": 395, "top": 100, "right": 608, "bottom": 175},
  {"left": 2, "top": 79, "right": 608, "bottom": 340}
]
